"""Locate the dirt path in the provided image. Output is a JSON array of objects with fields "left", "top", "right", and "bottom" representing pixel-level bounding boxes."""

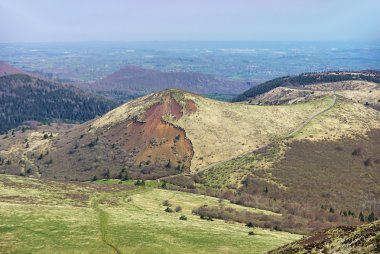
[
  {"left": 90, "top": 197, "right": 122, "bottom": 254},
  {"left": 285, "top": 94, "right": 337, "bottom": 138}
]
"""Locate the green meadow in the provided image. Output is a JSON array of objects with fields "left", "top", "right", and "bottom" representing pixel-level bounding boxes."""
[{"left": 0, "top": 175, "right": 301, "bottom": 253}]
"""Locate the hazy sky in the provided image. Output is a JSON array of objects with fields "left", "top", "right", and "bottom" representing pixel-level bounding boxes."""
[{"left": 1, "top": 0, "right": 379, "bottom": 42}]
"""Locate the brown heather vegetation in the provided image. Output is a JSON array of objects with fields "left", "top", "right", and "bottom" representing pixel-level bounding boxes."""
[
  {"left": 269, "top": 220, "right": 380, "bottom": 254},
  {"left": 161, "top": 129, "right": 380, "bottom": 234}
]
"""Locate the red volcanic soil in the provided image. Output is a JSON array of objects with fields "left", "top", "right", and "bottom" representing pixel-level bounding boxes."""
[
  {"left": 104, "top": 95, "right": 193, "bottom": 178},
  {"left": 185, "top": 99, "right": 197, "bottom": 114},
  {"left": 0, "top": 61, "right": 26, "bottom": 77}
]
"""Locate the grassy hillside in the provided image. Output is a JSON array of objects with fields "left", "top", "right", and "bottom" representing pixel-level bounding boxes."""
[
  {"left": 0, "top": 74, "right": 117, "bottom": 132},
  {"left": 167, "top": 91, "right": 334, "bottom": 171},
  {"left": 0, "top": 174, "right": 301, "bottom": 254},
  {"left": 163, "top": 96, "right": 380, "bottom": 234}
]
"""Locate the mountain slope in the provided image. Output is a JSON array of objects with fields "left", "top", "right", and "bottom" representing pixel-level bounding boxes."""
[
  {"left": 77, "top": 66, "right": 251, "bottom": 101},
  {"left": 232, "top": 71, "right": 380, "bottom": 102},
  {"left": 0, "top": 89, "right": 340, "bottom": 180},
  {"left": 0, "top": 61, "right": 28, "bottom": 77},
  {"left": 1, "top": 86, "right": 380, "bottom": 235},
  {"left": 0, "top": 74, "right": 117, "bottom": 131},
  {"left": 269, "top": 220, "right": 380, "bottom": 254}
]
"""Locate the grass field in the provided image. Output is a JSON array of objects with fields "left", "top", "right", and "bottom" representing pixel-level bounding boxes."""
[{"left": 0, "top": 175, "right": 301, "bottom": 254}]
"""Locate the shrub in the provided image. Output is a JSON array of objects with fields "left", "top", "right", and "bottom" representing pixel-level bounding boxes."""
[
  {"left": 135, "top": 179, "right": 145, "bottom": 186},
  {"left": 352, "top": 147, "right": 363, "bottom": 156},
  {"left": 175, "top": 206, "right": 182, "bottom": 212},
  {"left": 165, "top": 207, "right": 174, "bottom": 213},
  {"left": 103, "top": 169, "right": 110, "bottom": 180},
  {"left": 248, "top": 231, "right": 254, "bottom": 236},
  {"left": 246, "top": 221, "right": 255, "bottom": 228},
  {"left": 91, "top": 175, "right": 98, "bottom": 181},
  {"left": 179, "top": 215, "right": 187, "bottom": 220},
  {"left": 162, "top": 200, "right": 172, "bottom": 207},
  {"left": 364, "top": 158, "right": 374, "bottom": 167},
  {"left": 359, "top": 212, "right": 365, "bottom": 222},
  {"left": 368, "top": 212, "right": 375, "bottom": 222}
]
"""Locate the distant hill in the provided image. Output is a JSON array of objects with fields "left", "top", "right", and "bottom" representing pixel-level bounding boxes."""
[
  {"left": 77, "top": 66, "right": 251, "bottom": 101},
  {"left": 0, "top": 61, "right": 28, "bottom": 77},
  {"left": 269, "top": 220, "right": 380, "bottom": 254},
  {"left": 0, "top": 74, "right": 117, "bottom": 131},
  {"left": 232, "top": 71, "right": 380, "bottom": 102}
]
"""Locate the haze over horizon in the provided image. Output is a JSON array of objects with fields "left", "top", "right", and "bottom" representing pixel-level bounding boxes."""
[{"left": 1, "top": 0, "right": 379, "bottom": 43}]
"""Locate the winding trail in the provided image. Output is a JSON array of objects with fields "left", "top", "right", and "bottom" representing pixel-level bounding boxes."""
[
  {"left": 285, "top": 94, "right": 337, "bottom": 138},
  {"left": 90, "top": 197, "right": 122, "bottom": 254}
]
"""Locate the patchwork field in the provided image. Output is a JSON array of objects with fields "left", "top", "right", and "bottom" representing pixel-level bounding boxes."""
[{"left": 0, "top": 175, "right": 301, "bottom": 254}]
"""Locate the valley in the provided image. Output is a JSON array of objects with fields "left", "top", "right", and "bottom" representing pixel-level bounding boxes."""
[
  {"left": 0, "top": 62, "right": 379, "bottom": 253},
  {"left": 1, "top": 1, "right": 380, "bottom": 253}
]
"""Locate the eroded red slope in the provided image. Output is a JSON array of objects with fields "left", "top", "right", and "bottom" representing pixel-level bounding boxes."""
[{"left": 104, "top": 95, "right": 194, "bottom": 177}]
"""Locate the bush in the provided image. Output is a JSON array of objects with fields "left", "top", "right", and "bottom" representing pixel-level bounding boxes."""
[
  {"left": 179, "top": 215, "right": 187, "bottom": 220},
  {"left": 248, "top": 231, "right": 254, "bottom": 236},
  {"left": 368, "top": 212, "right": 376, "bottom": 222},
  {"left": 135, "top": 179, "right": 145, "bottom": 186},
  {"left": 162, "top": 200, "right": 172, "bottom": 207},
  {"left": 175, "top": 206, "right": 182, "bottom": 212},
  {"left": 165, "top": 207, "right": 174, "bottom": 213},
  {"left": 352, "top": 147, "right": 363, "bottom": 156},
  {"left": 91, "top": 175, "right": 98, "bottom": 181},
  {"left": 246, "top": 221, "right": 255, "bottom": 228},
  {"left": 364, "top": 158, "right": 374, "bottom": 167}
]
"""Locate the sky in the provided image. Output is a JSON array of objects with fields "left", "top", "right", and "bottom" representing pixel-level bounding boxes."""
[{"left": 0, "top": 0, "right": 379, "bottom": 43}]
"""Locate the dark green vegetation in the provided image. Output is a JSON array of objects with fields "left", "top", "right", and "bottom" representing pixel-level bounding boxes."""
[
  {"left": 0, "top": 74, "right": 117, "bottom": 131},
  {"left": 269, "top": 220, "right": 380, "bottom": 254},
  {"left": 232, "top": 71, "right": 380, "bottom": 102},
  {"left": 203, "top": 93, "right": 236, "bottom": 102}
]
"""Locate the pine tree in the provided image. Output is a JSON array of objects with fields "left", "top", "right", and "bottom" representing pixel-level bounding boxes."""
[
  {"left": 359, "top": 212, "right": 365, "bottom": 222},
  {"left": 368, "top": 212, "right": 375, "bottom": 222}
]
